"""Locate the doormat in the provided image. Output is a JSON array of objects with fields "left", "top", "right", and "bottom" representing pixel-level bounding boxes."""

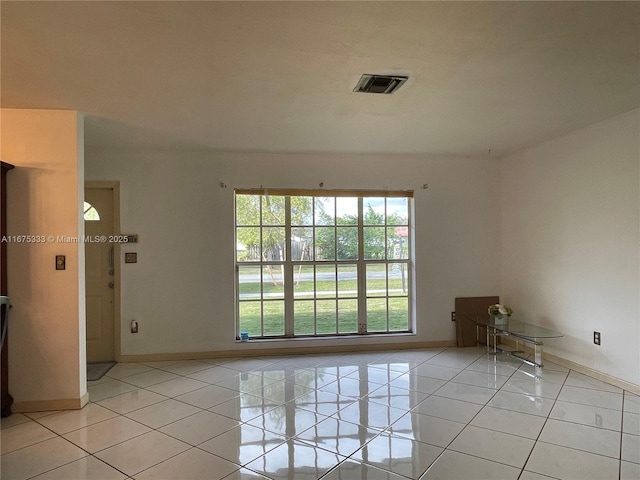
[{"left": 87, "top": 362, "right": 116, "bottom": 381}]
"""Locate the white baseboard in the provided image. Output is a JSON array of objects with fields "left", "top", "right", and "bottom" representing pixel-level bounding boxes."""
[
  {"left": 500, "top": 338, "right": 640, "bottom": 395},
  {"left": 13, "top": 391, "right": 89, "bottom": 413},
  {"left": 543, "top": 351, "right": 640, "bottom": 396},
  {"left": 119, "top": 340, "right": 640, "bottom": 395},
  {"left": 118, "top": 340, "right": 456, "bottom": 363}
]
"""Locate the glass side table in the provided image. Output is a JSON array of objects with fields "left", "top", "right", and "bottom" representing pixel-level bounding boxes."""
[{"left": 462, "top": 314, "right": 564, "bottom": 368}]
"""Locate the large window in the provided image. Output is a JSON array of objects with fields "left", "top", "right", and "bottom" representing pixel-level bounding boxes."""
[{"left": 235, "top": 189, "right": 412, "bottom": 339}]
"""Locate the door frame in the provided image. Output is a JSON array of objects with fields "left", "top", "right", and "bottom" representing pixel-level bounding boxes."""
[{"left": 85, "top": 181, "right": 122, "bottom": 362}]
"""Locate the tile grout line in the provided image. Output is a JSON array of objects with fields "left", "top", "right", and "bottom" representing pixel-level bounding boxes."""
[
  {"left": 88, "top": 367, "right": 245, "bottom": 480},
  {"left": 413, "top": 351, "right": 520, "bottom": 478},
  {"left": 619, "top": 392, "right": 626, "bottom": 480},
  {"left": 2, "top": 348, "right": 634, "bottom": 480},
  {"left": 517, "top": 366, "right": 570, "bottom": 479},
  {"left": 82, "top": 367, "right": 247, "bottom": 478},
  {"left": 442, "top": 353, "right": 524, "bottom": 477}
]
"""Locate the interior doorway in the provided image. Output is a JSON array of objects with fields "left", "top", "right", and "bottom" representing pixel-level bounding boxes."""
[{"left": 85, "top": 185, "right": 118, "bottom": 362}]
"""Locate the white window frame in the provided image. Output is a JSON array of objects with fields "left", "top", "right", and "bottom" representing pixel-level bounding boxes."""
[{"left": 235, "top": 189, "right": 413, "bottom": 340}]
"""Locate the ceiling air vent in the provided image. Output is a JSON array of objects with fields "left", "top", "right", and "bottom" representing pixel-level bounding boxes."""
[{"left": 353, "top": 74, "right": 408, "bottom": 94}]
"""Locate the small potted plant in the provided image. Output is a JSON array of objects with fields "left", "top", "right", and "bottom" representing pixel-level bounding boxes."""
[{"left": 488, "top": 304, "right": 513, "bottom": 324}]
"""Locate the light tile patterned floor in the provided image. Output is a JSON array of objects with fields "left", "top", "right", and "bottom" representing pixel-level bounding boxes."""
[{"left": 1, "top": 347, "right": 639, "bottom": 479}]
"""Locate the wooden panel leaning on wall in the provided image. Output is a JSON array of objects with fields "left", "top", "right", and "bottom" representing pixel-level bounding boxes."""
[{"left": 454, "top": 296, "right": 499, "bottom": 348}]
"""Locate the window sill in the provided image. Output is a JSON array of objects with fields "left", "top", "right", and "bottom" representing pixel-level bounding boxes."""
[{"left": 236, "top": 332, "right": 415, "bottom": 344}]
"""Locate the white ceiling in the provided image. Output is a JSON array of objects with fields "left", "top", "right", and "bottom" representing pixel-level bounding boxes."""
[{"left": 2, "top": 1, "right": 639, "bottom": 156}]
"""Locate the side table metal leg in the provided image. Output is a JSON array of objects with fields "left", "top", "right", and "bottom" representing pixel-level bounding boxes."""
[
  {"left": 486, "top": 328, "right": 490, "bottom": 352},
  {"left": 493, "top": 328, "right": 497, "bottom": 355}
]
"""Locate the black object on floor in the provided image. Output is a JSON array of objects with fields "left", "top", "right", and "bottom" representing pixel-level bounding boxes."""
[{"left": 87, "top": 362, "right": 116, "bottom": 381}]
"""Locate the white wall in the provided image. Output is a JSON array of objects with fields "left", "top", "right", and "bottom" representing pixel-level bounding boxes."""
[
  {"left": 501, "top": 109, "right": 640, "bottom": 386},
  {"left": 86, "top": 150, "right": 501, "bottom": 356},
  {"left": 1, "top": 109, "right": 86, "bottom": 408}
]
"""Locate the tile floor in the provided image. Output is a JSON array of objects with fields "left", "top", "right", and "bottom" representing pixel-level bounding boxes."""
[{"left": 1, "top": 347, "right": 639, "bottom": 480}]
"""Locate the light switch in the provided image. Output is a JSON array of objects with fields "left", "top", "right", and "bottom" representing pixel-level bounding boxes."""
[{"left": 56, "top": 255, "right": 66, "bottom": 270}]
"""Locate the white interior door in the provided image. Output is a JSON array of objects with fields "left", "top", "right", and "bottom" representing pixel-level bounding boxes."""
[{"left": 85, "top": 187, "right": 115, "bottom": 363}]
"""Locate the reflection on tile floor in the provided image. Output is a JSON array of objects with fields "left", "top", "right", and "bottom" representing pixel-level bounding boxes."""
[{"left": 1, "top": 347, "right": 639, "bottom": 479}]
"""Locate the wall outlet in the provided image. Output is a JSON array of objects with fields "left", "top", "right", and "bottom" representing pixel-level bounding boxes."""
[
  {"left": 593, "top": 331, "right": 601, "bottom": 345},
  {"left": 595, "top": 413, "right": 603, "bottom": 427}
]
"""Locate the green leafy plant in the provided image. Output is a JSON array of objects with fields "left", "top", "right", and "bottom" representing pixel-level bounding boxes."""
[{"left": 488, "top": 304, "right": 513, "bottom": 316}]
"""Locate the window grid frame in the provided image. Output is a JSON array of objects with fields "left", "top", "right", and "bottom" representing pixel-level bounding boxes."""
[{"left": 235, "top": 191, "right": 412, "bottom": 339}]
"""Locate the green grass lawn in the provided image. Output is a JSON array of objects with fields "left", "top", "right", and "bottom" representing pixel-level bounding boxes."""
[
  {"left": 237, "top": 263, "right": 409, "bottom": 337},
  {"left": 239, "top": 293, "right": 409, "bottom": 337},
  {"left": 240, "top": 277, "right": 407, "bottom": 297}
]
